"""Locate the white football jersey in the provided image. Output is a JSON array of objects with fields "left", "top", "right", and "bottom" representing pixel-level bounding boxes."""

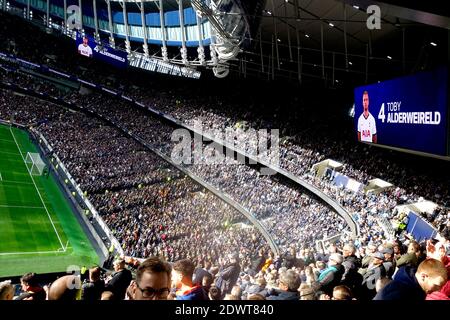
[
  {"left": 358, "top": 112, "right": 377, "bottom": 143},
  {"left": 78, "top": 44, "right": 93, "bottom": 57}
]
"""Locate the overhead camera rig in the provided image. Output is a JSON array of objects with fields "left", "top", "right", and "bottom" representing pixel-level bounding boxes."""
[{"left": 106, "top": 0, "right": 251, "bottom": 78}]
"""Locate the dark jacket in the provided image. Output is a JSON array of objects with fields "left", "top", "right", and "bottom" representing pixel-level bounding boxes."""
[
  {"left": 105, "top": 268, "right": 132, "bottom": 300},
  {"left": 244, "top": 284, "right": 267, "bottom": 298},
  {"left": 176, "top": 285, "right": 209, "bottom": 300},
  {"left": 318, "top": 264, "right": 345, "bottom": 296},
  {"left": 341, "top": 255, "right": 363, "bottom": 297},
  {"left": 249, "top": 255, "right": 266, "bottom": 275},
  {"left": 215, "top": 262, "right": 241, "bottom": 296},
  {"left": 266, "top": 288, "right": 299, "bottom": 300},
  {"left": 82, "top": 280, "right": 105, "bottom": 301},
  {"left": 193, "top": 268, "right": 212, "bottom": 286},
  {"left": 361, "top": 264, "right": 386, "bottom": 300},
  {"left": 373, "top": 266, "right": 425, "bottom": 300},
  {"left": 282, "top": 253, "right": 304, "bottom": 269}
]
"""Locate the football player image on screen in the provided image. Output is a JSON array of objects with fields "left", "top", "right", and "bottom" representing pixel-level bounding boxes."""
[
  {"left": 78, "top": 36, "right": 93, "bottom": 58},
  {"left": 357, "top": 90, "right": 377, "bottom": 143}
]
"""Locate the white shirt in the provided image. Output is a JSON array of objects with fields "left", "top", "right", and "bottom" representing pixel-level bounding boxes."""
[
  {"left": 358, "top": 112, "right": 377, "bottom": 143},
  {"left": 78, "top": 44, "right": 93, "bottom": 57}
]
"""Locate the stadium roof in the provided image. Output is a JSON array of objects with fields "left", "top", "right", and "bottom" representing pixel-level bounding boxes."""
[{"left": 232, "top": 0, "right": 449, "bottom": 86}]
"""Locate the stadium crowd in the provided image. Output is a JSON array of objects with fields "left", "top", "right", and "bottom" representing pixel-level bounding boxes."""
[{"left": 0, "top": 10, "right": 449, "bottom": 301}]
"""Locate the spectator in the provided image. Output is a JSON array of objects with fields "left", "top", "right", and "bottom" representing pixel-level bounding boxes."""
[
  {"left": 16, "top": 273, "right": 46, "bottom": 300},
  {"left": 341, "top": 243, "right": 363, "bottom": 297},
  {"left": 81, "top": 267, "right": 105, "bottom": 301},
  {"left": 130, "top": 257, "right": 172, "bottom": 300},
  {"left": 0, "top": 281, "right": 14, "bottom": 300},
  {"left": 316, "top": 253, "right": 344, "bottom": 296},
  {"left": 332, "top": 285, "right": 353, "bottom": 300},
  {"left": 396, "top": 241, "right": 421, "bottom": 268},
  {"left": 47, "top": 275, "right": 81, "bottom": 300},
  {"left": 375, "top": 277, "right": 391, "bottom": 293},
  {"left": 360, "top": 252, "right": 386, "bottom": 300},
  {"left": 172, "top": 259, "right": 208, "bottom": 300},
  {"left": 208, "top": 286, "right": 222, "bottom": 300},
  {"left": 382, "top": 247, "right": 396, "bottom": 278},
  {"left": 266, "top": 270, "right": 300, "bottom": 300},
  {"left": 216, "top": 253, "right": 241, "bottom": 297},
  {"left": 201, "top": 273, "right": 214, "bottom": 295},
  {"left": 230, "top": 285, "right": 242, "bottom": 300},
  {"left": 105, "top": 259, "right": 133, "bottom": 300},
  {"left": 374, "top": 258, "right": 447, "bottom": 300},
  {"left": 243, "top": 277, "right": 267, "bottom": 298}
]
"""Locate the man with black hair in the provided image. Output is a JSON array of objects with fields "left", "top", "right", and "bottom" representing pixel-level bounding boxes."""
[
  {"left": 16, "top": 272, "right": 46, "bottom": 300},
  {"left": 172, "top": 258, "right": 208, "bottom": 300}
]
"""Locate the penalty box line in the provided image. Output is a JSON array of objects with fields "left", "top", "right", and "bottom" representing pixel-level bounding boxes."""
[{"left": 9, "top": 126, "right": 66, "bottom": 252}]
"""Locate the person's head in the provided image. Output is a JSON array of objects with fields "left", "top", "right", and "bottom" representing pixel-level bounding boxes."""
[
  {"left": 132, "top": 256, "right": 172, "bottom": 300},
  {"left": 82, "top": 36, "right": 89, "bottom": 46},
  {"left": 343, "top": 244, "right": 356, "bottom": 258},
  {"left": 299, "top": 283, "right": 315, "bottom": 300},
  {"left": 228, "top": 253, "right": 239, "bottom": 264},
  {"left": 247, "top": 293, "right": 265, "bottom": 300},
  {"left": 113, "top": 259, "right": 126, "bottom": 272},
  {"left": 101, "top": 291, "right": 114, "bottom": 300},
  {"left": 289, "top": 247, "right": 296, "bottom": 256},
  {"left": 408, "top": 241, "right": 421, "bottom": 256},
  {"left": 255, "top": 277, "right": 266, "bottom": 288},
  {"left": 362, "top": 90, "right": 369, "bottom": 115},
  {"left": 332, "top": 285, "right": 353, "bottom": 300},
  {"left": 47, "top": 275, "right": 80, "bottom": 300},
  {"left": 278, "top": 270, "right": 300, "bottom": 292},
  {"left": 202, "top": 273, "right": 213, "bottom": 288},
  {"left": 208, "top": 286, "right": 221, "bottom": 300},
  {"left": 89, "top": 267, "right": 101, "bottom": 282},
  {"left": 358, "top": 247, "right": 366, "bottom": 257},
  {"left": 371, "top": 252, "right": 385, "bottom": 266},
  {"left": 382, "top": 248, "right": 394, "bottom": 261},
  {"left": 0, "top": 280, "right": 14, "bottom": 300},
  {"left": 328, "top": 253, "right": 344, "bottom": 266},
  {"left": 20, "top": 273, "right": 39, "bottom": 291},
  {"left": 376, "top": 277, "right": 391, "bottom": 293},
  {"left": 172, "top": 259, "right": 195, "bottom": 289},
  {"left": 316, "top": 261, "right": 326, "bottom": 270},
  {"left": 415, "top": 259, "right": 448, "bottom": 294},
  {"left": 327, "top": 244, "right": 337, "bottom": 254},
  {"left": 367, "top": 243, "right": 377, "bottom": 254},
  {"left": 304, "top": 266, "right": 314, "bottom": 278},
  {"left": 393, "top": 244, "right": 402, "bottom": 255},
  {"left": 230, "top": 285, "right": 242, "bottom": 299}
]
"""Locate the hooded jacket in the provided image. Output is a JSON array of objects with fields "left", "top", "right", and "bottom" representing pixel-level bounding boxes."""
[{"left": 373, "top": 266, "right": 425, "bottom": 300}]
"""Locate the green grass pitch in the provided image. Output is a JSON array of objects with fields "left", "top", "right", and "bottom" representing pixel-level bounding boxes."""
[{"left": 0, "top": 124, "right": 99, "bottom": 277}]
